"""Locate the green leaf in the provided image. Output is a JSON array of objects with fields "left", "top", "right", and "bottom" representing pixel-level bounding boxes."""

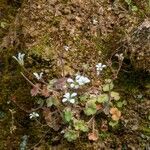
[
  {"left": 131, "top": 5, "right": 138, "bottom": 11},
  {"left": 103, "top": 80, "right": 114, "bottom": 92},
  {"left": 117, "top": 100, "right": 127, "bottom": 108},
  {"left": 111, "top": 91, "right": 120, "bottom": 100},
  {"left": 0, "top": 110, "right": 5, "bottom": 119},
  {"left": 63, "top": 108, "right": 73, "bottom": 122},
  {"left": 48, "top": 79, "right": 57, "bottom": 89},
  {"left": 105, "top": 79, "right": 112, "bottom": 83},
  {"left": 64, "top": 129, "right": 79, "bottom": 142},
  {"left": 125, "top": 0, "right": 131, "bottom": 5},
  {"left": 79, "top": 95, "right": 89, "bottom": 102},
  {"left": 46, "top": 97, "right": 59, "bottom": 107},
  {"left": 109, "top": 121, "right": 118, "bottom": 127},
  {"left": 102, "top": 83, "right": 114, "bottom": 92},
  {"left": 117, "top": 101, "right": 123, "bottom": 108},
  {"left": 145, "top": 84, "right": 150, "bottom": 89},
  {"left": 97, "top": 94, "right": 109, "bottom": 103},
  {"left": 46, "top": 97, "right": 55, "bottom": 107},
  {"left": 37, "top": 99, "right": 44, "bottom": 106},
  {"left": 74, "top": 120, "right": 88, "bottom": 132},
  {"left": 0, "top": 22, "right": 7, "bottom": 29},
  {"left": 99, "top": 132, "right": 110, "bottom": 140},
  {"left": 84, "top": 100, "right": 97, "bottom": 116}
]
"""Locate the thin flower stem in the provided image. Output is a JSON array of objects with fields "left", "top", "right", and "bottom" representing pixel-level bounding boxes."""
[
  {"left": 21, "top": 65, "right": 48, "bottom": 85},
  {"left": 20, "top": 72, "right": 42, "bottom": 91},
  {"left": 87, "top": 115, "right": 95, "bottom": 125},
  {"left": 9, "top": 109, "right": 16, "bottom": 134},
  {"left": 30, "top": 129, "right": 51, "bottom": 149},
  {"left": 92, "top": 119, "right": 95, "bottom": 133},
  {"left": 20, "top": 72, "right": 35, "bottom": 87},
  {"left": 114, "top": 60, "right": 123, "bottom": 80}
]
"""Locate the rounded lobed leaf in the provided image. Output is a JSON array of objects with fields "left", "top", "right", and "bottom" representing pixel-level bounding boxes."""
[
  {"left": 64, "top": 130, "right": 79, "bottom": 142},
  {"left": 63, "top": 108, "right": 73, "bottom": 122},
  {"left": 110, "top": 91, "right": 120, "bottom": 101},
  {"left": 84, "top": 100, "right": 97, "bottom": 116},
  {"left": 74, "top": 120, "right": 89, "bottom": 132},
  {"left": 97, "top": 94, "right": 109, "bottom": 103},
  {"left": 102, "top": 83, "right": 114, "bottom": 92}
]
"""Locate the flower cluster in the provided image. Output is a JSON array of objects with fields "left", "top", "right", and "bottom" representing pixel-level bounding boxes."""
[
  {"left": 33, "top": 72, "right": 43, "bottom": 80},
  {"left": 62, "top": 92, "right": 77, "bottom": 104},
  {"left": 96, "top": 63, "right": 106, "bottom": 75},
  {"left": 67, "top": 74, "right": 90, "bottom": 89},
  {"left": 29, "top": 112, "right": 39, "bottom": 119},
  {"left": 64, "top": 45, "right": 70, "bottom": 51},
  {"left": 12, "top": 52, "right": 25, "bottom": 66},
  {"left": 115, "top": 53, "right": 124, "bottom": 61},
  {"left": 93, "top": 18, "right": 98, "bottom": 25}
]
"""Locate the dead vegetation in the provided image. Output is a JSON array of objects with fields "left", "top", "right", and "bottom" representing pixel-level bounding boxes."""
[{"left": 0, "top": 0, "right": 150, "bottom": 149}]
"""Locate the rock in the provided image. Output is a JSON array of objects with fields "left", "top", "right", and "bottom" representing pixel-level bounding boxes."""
[{"left": 127, "top": 19, "right": 150, "bottom": 71}]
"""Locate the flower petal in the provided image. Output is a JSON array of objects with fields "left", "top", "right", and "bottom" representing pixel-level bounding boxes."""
[
  {"left": 12, "top": 56, "right": 18, "bottom": 61},
  {"left": 67, "top": 78, "right": 74, "bottom": 83},
  {"left": 75, "top": 74, "right": 81, "bottom": 80},
  {"left": 63, "top": 92, "right": 70, "bottom": 99},
  {"left": 69, "top": 98, "right": 75, "bottom": 104},
  {"left": 70, "top": 83, "right": 75, "bottom": 88},
  {"left": 71, "top": 92, "right": 77, "bottom": 97},
  {"left": 102, "top": 65, "right": 106, "bottom": 68},
  {"left": 62, "top": 98, "right": 68, "bottom": 103},
  {"left": 84, "top": 77, "right": 90, "bottom": 83},
  {"left": 33, "top": 72, "right": 40, "bottom": 80},
  {"left": 74, "top": 85, "right": 79, "bottom": 89}
]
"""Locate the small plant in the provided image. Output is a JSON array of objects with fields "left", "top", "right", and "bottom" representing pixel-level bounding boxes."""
[
  {"left": 62, "top": 92, "right": 77, "bottom": 104},
  {"left": 19, "top": 135, "right": 28, "bottom": 150},
  {"left": 12, "top": 52, "right": 124, "bottom": 142},
  {"left": 29, "top": 112, "right": 39, "bottom": 119},
  {"left": 64, "top": 129, "right": 79, "bottom": 142},
  {"left": 96, "top": 63, "right": 106, "bottom": 75},
  {"left": 125, "top": 0, "right": 138, "bottom": 12},
  {"left": 33, "top": 72, "right": 43, "bottom": 80},
  {"left": 12, "top": 52, "right": 25, "bottom": 66}
]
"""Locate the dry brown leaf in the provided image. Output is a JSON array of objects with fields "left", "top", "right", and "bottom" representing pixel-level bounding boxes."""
[
  {"left": 100, "top": 120, "right": 108, "bottom": 132},
  {"left": 41, "top": 85, "right": 50, "bottom": 97},
  {"left": 42, "top": 108, "right": 61, "bottom": 131},
  {"left": 53, "top": 77, "right": 67, "bottom": 90},
  {"left": 88, "top": 130, "right": 99, "bottom": 141},
  {"left": 96, "top": 104, "right": 103, "bottom": 111},
  {"left": 110, "top": 107, "right": 121, "bottom": 121},
  {"left": 43, "top": 108, "right": 52, "bottom": 126},
  {"left": 30, "top": 84, "right": 41, "bottom": 96}
]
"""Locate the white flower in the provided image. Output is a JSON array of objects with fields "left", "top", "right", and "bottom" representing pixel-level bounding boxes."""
[
  {"left": 62, "top": 92, "right": 77, "bottom": 104},
  {"left": 67, "top": 78, "right": 74, "bottom": 83},
  {"left": 96, "top": 63, "right": 106, "bottom": 75},
  {"left": 67, "top": 75, "right": 90, "bottom": 89},
  {"left": 93, "top": 19, "right": 98, "bottom": 25},
  {"left": 33, "top": 72, "right": 43, "bottom": 80},
  {"left": 67, "top": 78, "right": 80, "bottom": 89},
  {"left": 115, "top": 53, "right": 124, "bottom": 61},
  {"left": 75, "top": 75, "right": 90, "bottom": 85},
  {"left": 29, "top": 112, "right": 39, "bottom": 119},
  {"left": 12, "top": 52, "right": 25, "bottom": 66},
  {"left": 64, "top": 46, "right": 70, "bottom": 51},
  {"left": 70, "top": 83, "right": 79, "bottom": 89}
]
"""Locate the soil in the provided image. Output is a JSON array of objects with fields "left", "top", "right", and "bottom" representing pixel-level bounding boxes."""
[{"left": 0, "top": 0, "right": 149, "bottom": 149}]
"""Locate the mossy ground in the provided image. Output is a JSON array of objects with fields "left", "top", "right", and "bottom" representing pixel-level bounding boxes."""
[{"left": 0, "top": 0, "right": 150, "bottom": 149}]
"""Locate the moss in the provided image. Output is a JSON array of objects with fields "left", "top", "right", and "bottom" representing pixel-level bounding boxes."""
[
  {"left": 139, "top": 126, "right": 150, "bottom": 136},
  {"left": 0, "top": 0, "right": 150, "bottom": 149},
  {"left": 29, "top": 44, "right": 54, "bottom": 60}
]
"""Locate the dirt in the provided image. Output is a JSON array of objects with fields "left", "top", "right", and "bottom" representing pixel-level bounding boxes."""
[{"left": 0, "top": 0, "right": 150, "bottom": 149}]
